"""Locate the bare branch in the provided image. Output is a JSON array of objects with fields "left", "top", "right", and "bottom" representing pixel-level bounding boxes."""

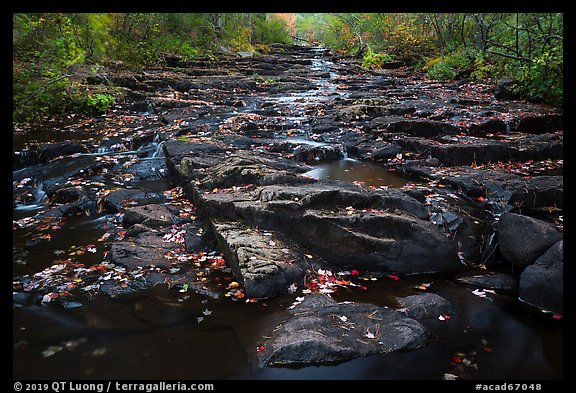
[{"left": 487, "top": 49, "right": 531, "bottom": 62}]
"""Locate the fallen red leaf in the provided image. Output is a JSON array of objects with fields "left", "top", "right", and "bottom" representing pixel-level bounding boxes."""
[
  {"left": 256, "top": 345, "right": 266, "bottom": 353},
  {"left": 351, "top": 270, "right": 359, "bottom": 276},
  {"left": 388, "top": 275, "right": 400, "bottom": 281},
  {"left": 452, "top": 356, "right": 462, "bottom": 363}
]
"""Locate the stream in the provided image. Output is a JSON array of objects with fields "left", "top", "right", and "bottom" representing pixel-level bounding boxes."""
[{"left": 13, "top": 46, "right": 563, "bottom": 381}]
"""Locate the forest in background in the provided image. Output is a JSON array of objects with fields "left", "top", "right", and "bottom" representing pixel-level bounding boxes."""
[{"left": 13, "top": 13, "right": 563, "bottom": 124}]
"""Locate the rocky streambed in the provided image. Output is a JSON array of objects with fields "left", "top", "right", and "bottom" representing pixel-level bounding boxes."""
[{"left": 13, "top": 44, "right": 562, "bottom": 380}]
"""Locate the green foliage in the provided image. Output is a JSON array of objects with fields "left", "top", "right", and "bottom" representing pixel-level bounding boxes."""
[
  {"left": 13, "top": 12, "right": 563, "bottom": 125},
  {"left": 252, "top": 14, "right": 293, "bottom": 45},
  {"left": 425, "top": 57, "right": 456, "bottom": 80},
  {"left": 425, "top": 50, "right": 474, "bottom": 80},
  {"left": 83, "top": 93, "right": 115, "bottom": 114},
  {"left": 508, "top": 51, "right": 563, "bottom": 105},
  {"left": 252, "top": 73, "right": 277, "bottom": 85},
  {"left": 296, "top": 13, "right": 562, "bottom": 106},
  {"left": 469, "top": 54, "right": 496, "bottom": 81},
  {"left": 13, "top": 13, "right": 296, "bottom": 123},
  {"left": 361, "top": 50, "right": 394, "bottom": 69}
]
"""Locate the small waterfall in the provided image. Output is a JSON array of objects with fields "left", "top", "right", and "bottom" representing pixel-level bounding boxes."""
[
  {"left": 340, "top": 144, "right": 349, "bottom": 159},
  {"left": 30, "top": 181, "right": 47, "bottom": 205},
  {"left": 15, "top": 180, "right": 47, "bottom": 211},
  {"left": 151, "top": 141, "right": 164, "bottom": 158},
  {"left": 338, "top": 144, "right": 357, "bottom": 161},
  {"left": 145, "top": 101, "right": 155, "bottom": 115}
]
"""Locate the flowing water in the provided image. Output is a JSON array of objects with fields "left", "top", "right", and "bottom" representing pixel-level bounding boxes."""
[{"left": 12, "top": 48, "right": 563, "bottom": 381}]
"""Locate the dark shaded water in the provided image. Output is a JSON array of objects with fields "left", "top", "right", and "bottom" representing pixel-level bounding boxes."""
[{"left": 13, "top": 272, "right": 563, "bottom": 380}]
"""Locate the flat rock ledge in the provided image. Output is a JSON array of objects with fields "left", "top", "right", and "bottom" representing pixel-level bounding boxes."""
[{"left": 210, "top": 220, "right": 305, "bottom": 298}]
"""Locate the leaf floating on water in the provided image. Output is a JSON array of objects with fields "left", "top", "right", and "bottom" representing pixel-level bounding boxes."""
[
  {"left": 92, "top": 348, "right": 107, "bottom": 357},
  {"left": 471, "top": 288, "right": 487, "bottom": 298},
  {"left": 256, "top": 345, "right": 266, "bottom": 353},
  {"left": 202, "top": 308, "right": 212, "bottom": 316},
  {"left": 197, "top": 316, "right": 204, "bottom": 324},
  {"left": 442, "top": 373, "right": 459, "bottom": 380},
  {"left": 41, "top": 293, "right": 53, "bottom": 303},
  {"left": 178, "top": 295, "right": 190, "bottom": 302},
  {"left": 42, "top": 346, "right": 63, "bottom": 358},
  {"left": 62, "top": 301, "right": 83, "bottom": 309}
]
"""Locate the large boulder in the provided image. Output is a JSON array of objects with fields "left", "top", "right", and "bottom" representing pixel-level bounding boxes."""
[
  {"left": 403, "top": 165, "right": 563, "bottom": 210},
  {"left": 497, "top": 212, "right": 562, "bottom": 267},
  {"left": 197, "top": 154, "right": 313, "bottom": 189},
  {"left": 258, "top": 293, "right": 430, "bottom": 367},
  {"left": 107, "top": 230, "right": 180, "bottom": 268},
  {"left": 456, "top": 272, "right": 519, "bottom": 294},
  {"left": 199, "top": 182, "right": 460, "bottom": 275},
  {"left": 38, "top": 142, "right": 90, "bottom": 163},
  {"left": 98, "top": 189, "right": 166, "bottom": 213},
  {"left": 122, "top": 204, "right": 178, "bottom": 228},
  {"left": 397, "top": 292, "right": 455, "bottom": 319},
  {"left": 286, "top": 209, "right": 460, "bottom": 274},
  {"left": 519, "top": 240, "right": 563, "bottom": 313}
]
